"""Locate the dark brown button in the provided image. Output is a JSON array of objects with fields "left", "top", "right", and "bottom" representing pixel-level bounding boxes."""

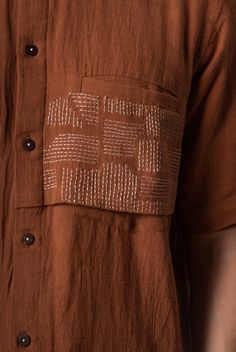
[
  {"left": 22, "top": 232, "right": 35, "bottom": 246},
  {"left": 25, "top": 44, "right": 38, "bottom": 56},
  {"left": 22, "top": 138, "right": 36, "bottom": 151},
  {"left": 17, "top": 333, "right": 31, "bottom": 347}
]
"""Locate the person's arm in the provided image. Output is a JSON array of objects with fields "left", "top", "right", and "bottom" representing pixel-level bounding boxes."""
[{"left": 186, "top": 224, "right": 236, "bottom": 352}]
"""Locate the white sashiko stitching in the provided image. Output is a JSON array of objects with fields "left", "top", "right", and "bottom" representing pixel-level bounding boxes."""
[
  {"left": 43, "top": 91, "right": 184, "bottom": 214},
  {"left": 43, "top": 168, "right": 57, "bottom": 190}
]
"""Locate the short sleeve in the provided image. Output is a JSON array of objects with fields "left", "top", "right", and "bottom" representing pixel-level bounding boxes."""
[{"left": 174, "top": 2, "right": 236, "bottom": 234}]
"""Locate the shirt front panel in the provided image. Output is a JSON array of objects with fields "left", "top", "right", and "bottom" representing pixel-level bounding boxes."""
[
  {"left": 14, "top": 0, "right": 189, "bottom": 213},
  {"left": 0, "top": 0, "right": 208, "bottom": 350}
]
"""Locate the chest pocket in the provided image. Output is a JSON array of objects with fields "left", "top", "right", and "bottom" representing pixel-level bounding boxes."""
[{"left": 43, "top": 75, "right": 185, "bottom": 215}]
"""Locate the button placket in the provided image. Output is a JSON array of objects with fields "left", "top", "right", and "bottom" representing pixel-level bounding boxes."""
[{"left": 12, "top": 0, "right": 48, "bottom": 350}]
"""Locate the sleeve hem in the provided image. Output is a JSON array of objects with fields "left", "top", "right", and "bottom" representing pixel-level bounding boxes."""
[{"left": 176, "top": 195, "right": 236, "bottom": 234}]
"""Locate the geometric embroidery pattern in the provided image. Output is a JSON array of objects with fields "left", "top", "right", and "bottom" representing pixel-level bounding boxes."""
[
  {"left": 43, "top": 133, "right": 99, "bottom": 164},
  {"left": 43, "top": 168, "right": 57, "bottom": 190},
  {"left": 43, "top": 90, "right": 184, "bottom": 215},
  {"left": 47, "top": 93, "right": 99, "bottom": 127},
  {"left": 103, "top": 120, "right": 144, "bottom": 157}
]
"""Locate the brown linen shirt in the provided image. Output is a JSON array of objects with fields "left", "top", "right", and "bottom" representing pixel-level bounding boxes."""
[{"left": 0, "top": 0, "right": 236, "bottom": 351}]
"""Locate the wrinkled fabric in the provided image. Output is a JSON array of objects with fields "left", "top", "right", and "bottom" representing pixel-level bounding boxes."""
[{"left": 0, "top": 0, "right": 236, "bottom": 351}]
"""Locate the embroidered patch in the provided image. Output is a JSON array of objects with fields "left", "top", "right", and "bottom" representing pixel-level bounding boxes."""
[{"left": 43, "top": 91, "right": 184, "bottom": 214}]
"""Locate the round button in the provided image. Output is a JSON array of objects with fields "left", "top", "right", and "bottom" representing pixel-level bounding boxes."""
[
  {"left": 25, "top": 44, "right": 38, "bottom": 56},
  {"left": 17, "top": 333, "right": 31, "bottom": 347},
  {"left": 22, "top": 138, "right": 36, "bottom": 151},
  {"left": 22, "top": 232, "right": 35, "bottom": 246}
]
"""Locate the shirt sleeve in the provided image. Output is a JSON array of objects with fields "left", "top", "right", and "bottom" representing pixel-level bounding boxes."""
[{"left": 174, "top": 2, "right": 236, "bottom": 234}]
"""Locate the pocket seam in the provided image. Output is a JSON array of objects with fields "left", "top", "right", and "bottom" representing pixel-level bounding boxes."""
[
  {"left": 81, "top": 74, "right": 178, "bottom": 99},
  {"left": 81, "top": 75, "right": 181, "bottom": 113}
]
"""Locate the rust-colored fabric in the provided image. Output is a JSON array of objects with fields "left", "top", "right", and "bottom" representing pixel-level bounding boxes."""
[
  {"left": 174, "top": 1, "right": 236, "bottom": 235},
  {"left": 0, "top": 0, "right": 235, "bottom": 351}
]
